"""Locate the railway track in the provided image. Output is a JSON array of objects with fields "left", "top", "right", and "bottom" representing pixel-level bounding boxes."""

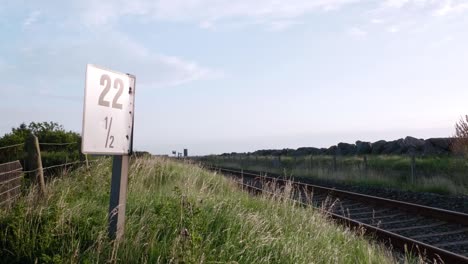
[{"left": 209, "top": 166, "right": 468, "bottom": 264}]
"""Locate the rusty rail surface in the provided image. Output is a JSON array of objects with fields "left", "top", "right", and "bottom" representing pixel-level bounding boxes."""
[{"left": 209, "top": 166, "right": 468, "bottom": 264}]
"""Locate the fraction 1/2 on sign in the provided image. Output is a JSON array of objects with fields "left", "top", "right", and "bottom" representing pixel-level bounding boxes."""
[
  {"left": 104, "top": 116, "right": 114, "bottom": 148},
  {"left": 82, "top": 64, "right": 136, "bottom": 155}
]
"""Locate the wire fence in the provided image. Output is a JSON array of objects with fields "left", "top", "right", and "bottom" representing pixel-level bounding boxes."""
[
  {"left": 0, "top": 168, "right": 22, "bottom": 176},
  {"left": 0, "top": 141, "right": 79, "bottom": 150},
  {"left": 0, "top": 157, "right": 97, "bottom": 207},
  {"left": 202, "top": 154, "right": 437, "bottom": 186},
  {"left": 0, "top": 138, "right": 83, "bottom": 169},
  {"left": 39, "top": 142, "right": 78, "bottom": 146},
  {"left": 0, "top": 160, "right": 23, "bottom": 207},
  {"left": 0, "top": 137, "right": 89, "bottom": 207},
  {"left": 0, "top": 143, "right": 24, "bottom": 150},
  {"left": 22, "top": 160, "right": 87, "bottom": 174},
  {"left": 0, "top": 142, "right": 86, "bottom": 172}
]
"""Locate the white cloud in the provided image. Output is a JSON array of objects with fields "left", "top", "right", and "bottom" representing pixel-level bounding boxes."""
[
  {"left": 23, "top": 10, "right": 41, "bottom": 28},
  {"left": 381, "top": 0, "right": 468, "bottom": 16},
  {"left": 368, "top": 0, "right": 468, "bottom": 36},
  {"left": 348, "top": 27, "right": 367, "bottom": 37},
  {"left": 371, "top": 18, "right": 385, "bottom": 24},
  {"left": 4, "top": 30, "right": 220, "bottom": 98},
  {"left": 15, "top": 0, "right": 468, "bottom": 33},
  {"left": 0, "top": 58, "right": 15, "bottom": 72},
  {"left": 266, "top": 20, "right": 303, "bottom": 31},
  {"left": 382, "top": 0, "right": 439, "bottom": 9},
  {"left": 387, "top": 25, "right": 400, "bottom": 33},
  {"left": 76, "top": 0, "right": 361, "bottom": 29},
  {"left": 199, "top": 20, "right": 215, "bottom": 30},
  {"left": 151, "top": 53, "right": 223, "bottom": 87},
  {"left": 383, "top": 0, "right": 411, "bottom": 8},
  {"left": 429, "top": 35, "right": 455, "bottom": 48},
  {"left": 433, "top": 1, "right": 468, "bottom": 16}
]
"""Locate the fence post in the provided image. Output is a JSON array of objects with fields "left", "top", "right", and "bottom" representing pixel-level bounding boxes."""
[
  {"left": 333, "top": 154, "right": 337, "bottom": 172},
  {"left": 410, "top": 154, "right": 415, "bottom": 184},
  {"left": 85, "top": 154, "right": 90, "bottom": 169},
  {"left": 363, "top": 155, "right": 368, "bottom": 176},
  {"left": 25, "top": 134, "right": 46, "bottom": 196},
  {"left": 241, "top": 169, "right": 244, "bottom": 191}
]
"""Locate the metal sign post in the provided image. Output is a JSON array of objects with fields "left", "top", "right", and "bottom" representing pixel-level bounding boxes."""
[
  {"left": 81, "top": 64, "right": 136, "bottom": 240},
  {"left": 109, "top": 155, "right": 129, "bottom": 240}
]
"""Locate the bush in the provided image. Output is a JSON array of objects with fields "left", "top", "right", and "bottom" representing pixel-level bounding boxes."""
[
  {"left": 0, "top": 122, "right": 82, "bottom": 170},
  {"left": 452, "top": 115, "right": 468, "bottom": 156}
]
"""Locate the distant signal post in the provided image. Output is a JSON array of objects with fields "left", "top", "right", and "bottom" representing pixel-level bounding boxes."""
[{"left": 81, "top": 64, "right": 136, "bottom": 240}]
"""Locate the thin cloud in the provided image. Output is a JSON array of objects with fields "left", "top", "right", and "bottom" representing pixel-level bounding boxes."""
[
  {"left": 4, "top": 30, "right": 221, "bottom": 95},
  {"left": 348, "top": 27, "right": 367, "bottom": 37},
  {"left": 199, "top": 21, "right": 215, "bottom": 30},
  {"left": 381, "top": 0, "right": 468, "bottom": 15},
  {"left": 23, "top": 10, "right": 41, "bottom": 28},
  {"left": 14, "top": 1, "right": 468, "bottom": 33},
  {"left": 383, "top": 0, "right": 410, "bottom": 8},
  {"left": 77, "top": 0, "right": 362, "bottom": 29},
  {"left": 387, "top": 25, "right": 399, "bottom": 33},
  {"left": 0, "top": 58, "right": 15, "bottom": 72},
  {"left": 266, "top": 20, "right": 303, "bottom": 31},
  {"left": 370, "top": 18, "right": 385, "bottom": 24},
  {"left": 428, "top": 35, "right": 455, "bottom": 48},
  {"left": 433, "top": 1, "right": 468, "bottom": 16},
  {"left": 368, "top": 0, "right": 468, "bottom": 36},
  {"left": 38, "top": 89, "right": 82, "bottom": 101}
]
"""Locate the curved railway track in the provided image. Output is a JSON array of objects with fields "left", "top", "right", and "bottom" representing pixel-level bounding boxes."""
[{"left": 209, "top": 166, "right": 468, "bottom": 264}]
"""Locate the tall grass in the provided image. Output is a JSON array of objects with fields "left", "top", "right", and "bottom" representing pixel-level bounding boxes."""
[
  {"left": 204, "top": 155, "right": 468, "bottom": 195},
  {"left": 0, "top": 157, "right": 407, "bottom": 263}
]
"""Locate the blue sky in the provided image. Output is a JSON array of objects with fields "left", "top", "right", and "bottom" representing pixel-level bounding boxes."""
[{"left": 1, "top": 0, "right": 468, "bottom": 155}]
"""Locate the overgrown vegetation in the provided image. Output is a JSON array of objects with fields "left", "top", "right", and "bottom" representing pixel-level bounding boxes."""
[
  {"left": 0, "top": 122, "right": 82, "bottom": 168},
  {"left": 0, "top": 157, "right": 403, "bottom": 263},
  {"left": 452, "top": 115, "right": 468, "bottom": 156},
  {"left": 201, "top": 155, "right": 468, "bottom": 195}
]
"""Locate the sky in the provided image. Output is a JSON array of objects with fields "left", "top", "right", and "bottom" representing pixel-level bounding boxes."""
[{"left": 1, "top": 0, "right": 468, "bottom": 155}]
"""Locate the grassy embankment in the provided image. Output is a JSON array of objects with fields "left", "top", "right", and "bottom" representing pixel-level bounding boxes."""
[
  {"left": 203, "top": 155, "right": 468, "bottom": 195},
  {"left": 0, "top": 157, "right": 406, "bottom": 263}
]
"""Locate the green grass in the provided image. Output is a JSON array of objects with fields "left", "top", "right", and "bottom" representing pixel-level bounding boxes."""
[
  {"left": 0, "top": 156, "right": 410, "bottom": 263},
  {"left": 201, "top": 155, "right": 468, "bottom": 195}
]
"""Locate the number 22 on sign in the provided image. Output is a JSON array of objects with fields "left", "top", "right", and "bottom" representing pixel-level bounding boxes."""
[{"left": 81, "top": 64, "right": 136, "bottom": 155}]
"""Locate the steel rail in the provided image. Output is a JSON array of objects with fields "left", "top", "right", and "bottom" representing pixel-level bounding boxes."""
[
  {"left": 216, "top": 167, "right": 468, "bottom": 226},
  {"left": 210, "top": 166, "right": 468, "bottom": 264}
]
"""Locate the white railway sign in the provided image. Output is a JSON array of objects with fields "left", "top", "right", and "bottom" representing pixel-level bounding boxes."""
[{"left": 82, "top": 64, "right": 136, "bottom": 155}]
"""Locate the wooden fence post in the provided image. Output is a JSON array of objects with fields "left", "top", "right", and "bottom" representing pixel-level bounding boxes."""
[
  {"left": 25, "top": 134, "right": 46, "bottom": 195},
  {"left": 85, "top": 154, "right": 90, "bottom": 169}
]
